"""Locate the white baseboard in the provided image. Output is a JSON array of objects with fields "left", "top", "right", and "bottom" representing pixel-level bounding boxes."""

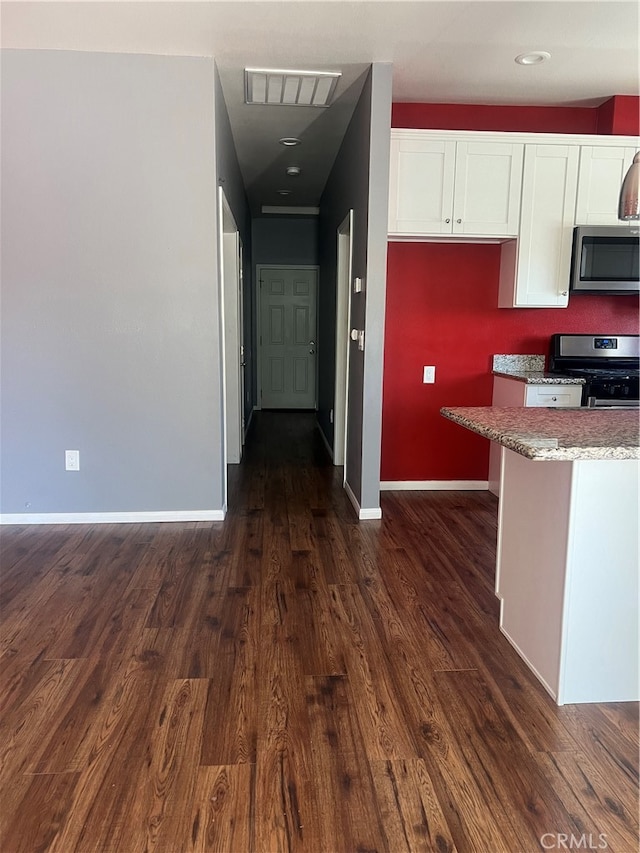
[
  {"left": 380, "top": 480, "right": 489, "bottom": 491},
  {"left": 499, "top": 624, "right": 558, "bottom": 704},
  {"left": 316, "top": 422, "right": 334, "bottom": 461},
  {"left": 359, "top": 506, "right": 383, "bottom": 520},
  {"left": 0, "top": 509, "right": 226, "bottom": 525},
  {"left": 344, "top": 481, "right": 383, "bottom": 521}
]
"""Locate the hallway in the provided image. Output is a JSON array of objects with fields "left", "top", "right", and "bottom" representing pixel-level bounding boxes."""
[{"left": 0, "top": 412, "right": 637, "bottom": 852}]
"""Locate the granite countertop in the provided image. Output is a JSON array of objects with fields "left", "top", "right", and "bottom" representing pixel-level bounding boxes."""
[
  {"left": 492, "top": 354, "right": 584, "bottom": 385},
  {"left": 441, "top": 406, "right": 640, "bottom": 461},
  {"left": 492, "top": 369, "right": 585, "bottom": 385}
]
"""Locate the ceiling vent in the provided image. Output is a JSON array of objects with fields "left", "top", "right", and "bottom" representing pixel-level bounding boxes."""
[{"left": 245, "top": 68, "right": 341, "bottom": 107}]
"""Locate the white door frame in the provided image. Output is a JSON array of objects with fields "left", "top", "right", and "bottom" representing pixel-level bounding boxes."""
[
  {"left": 219, "top": 188, "right": 243, "bottom": 469},
  {"left": 238, "top": 237, "right": 247, "bottom": 445},
  {"left": 256, "top": 264, "right": 320, "bottom": 410},
  {"left": 334, "top": 211, "right": 353, "bottom": 467}
]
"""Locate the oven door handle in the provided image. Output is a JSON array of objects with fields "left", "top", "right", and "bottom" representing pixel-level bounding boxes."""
[{"left": 587, "top": 395, "right": 640, "bottom": 408}]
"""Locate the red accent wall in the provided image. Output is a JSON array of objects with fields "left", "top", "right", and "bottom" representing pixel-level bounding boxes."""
[
  {"left": 597, "top": 96, "right": 640, "bottom": 136},
  {"left": 381, "top": 244, "right": 639, "bottom": 483},
  {"left": 382, "top": 101, "right": 640, "bottom": 483},
  {"left": 392, "top": 103, "right": 599, "bottom": 133}
]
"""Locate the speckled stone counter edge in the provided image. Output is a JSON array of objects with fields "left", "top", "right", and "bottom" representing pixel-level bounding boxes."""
[
  {"left": 441, "top": 407, "right": 640, "bottom": 461},
  {"left": 491, "top": 354, "right": 584, "bottom": 385}
]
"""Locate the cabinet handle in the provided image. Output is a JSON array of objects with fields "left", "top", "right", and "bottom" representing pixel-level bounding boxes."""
[
  {"left": 456, "top": 218, "right": 462, "bottom": 224},
  {"left": 560, "top": 290, "right": 568, "bottom": 296},
  {"left": 445, "top": 218, "right": 451, "bottom": 224},
  {"left": 551, "top": 396, "right": 557, "bottom": 402}
]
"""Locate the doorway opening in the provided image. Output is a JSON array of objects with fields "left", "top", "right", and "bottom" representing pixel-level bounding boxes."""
[
  {"left": 334, "top": 210, "right": 353, "bottom": 469},
  {"left": 219, "top": 187, "right": 245, "bottom": 489}
]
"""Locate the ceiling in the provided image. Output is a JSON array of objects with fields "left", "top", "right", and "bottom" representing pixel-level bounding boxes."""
[{"left": 3, "top": 1, "right": 639, "bottom": 212}]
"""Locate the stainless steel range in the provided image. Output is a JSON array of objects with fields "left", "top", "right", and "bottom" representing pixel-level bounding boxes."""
[{"left": 549, "top": 334, "right": 639, "bottom": 408}]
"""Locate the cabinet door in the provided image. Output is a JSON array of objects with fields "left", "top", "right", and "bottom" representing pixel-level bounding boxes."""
[
  {"left": 453, "top": 142, "right": 523, "bottom": 236},
  {"left": 575, "top": 146, "right": 637, "bottom": 226},
  {"left": 500, "top": 144, "right": 579, "bottom": 308},
  {"left": 388, "top": 137, "right": 456, "bottom": 235}
]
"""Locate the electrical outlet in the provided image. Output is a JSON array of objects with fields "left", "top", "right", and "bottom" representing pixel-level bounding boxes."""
[
  {"left": 65, "top": 450, "right": 80, "bottom": 471},
  {"left": 423, "top": 366, "right": 436, "bottom": 384}
]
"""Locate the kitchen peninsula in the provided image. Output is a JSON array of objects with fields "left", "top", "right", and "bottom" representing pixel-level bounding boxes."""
[{"left": 441, "top": 406, "right": 639, "bottom": 705}]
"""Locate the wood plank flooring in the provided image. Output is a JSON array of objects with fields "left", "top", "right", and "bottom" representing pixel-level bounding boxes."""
[{"left": 1, "top": 411, "right": 638, "bottom": 852}]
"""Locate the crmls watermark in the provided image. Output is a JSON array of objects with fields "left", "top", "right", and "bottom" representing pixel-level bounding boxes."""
[{"left": 540, "top": 833, "right": 608, "bottom": 850}]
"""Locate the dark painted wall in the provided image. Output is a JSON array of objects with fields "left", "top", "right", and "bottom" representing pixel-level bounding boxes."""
[
  {"left": 252, "top": 216, "right": 319, "bottom": 266},
  {"left": 318, "top": 64, "right": 392, "bottom": 512},
  {"left": 214, "top": 66, "right": 253, "bottom": 433}
]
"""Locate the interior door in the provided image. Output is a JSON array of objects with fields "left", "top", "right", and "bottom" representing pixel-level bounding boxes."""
[{"left": 259, "top": 267, "right": 318, "bottom": 409}]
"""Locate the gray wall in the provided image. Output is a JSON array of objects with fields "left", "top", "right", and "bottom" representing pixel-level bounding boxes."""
[
  {"left": 214, "top": 66, "right": 253, "bottom": 433},
  {"left": 1, "top": 50, "right": 224, "bottom": 514},
  {"left": 318, "top": 63, "right": 392, "bottom": 513}
]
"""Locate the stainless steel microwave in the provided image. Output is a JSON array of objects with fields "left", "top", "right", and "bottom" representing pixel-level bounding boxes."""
[{"left": 570, "top": 225, "right": 639, "bottom": 295}]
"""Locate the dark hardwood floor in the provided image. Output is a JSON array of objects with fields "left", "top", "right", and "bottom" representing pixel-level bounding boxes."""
[{"left": 1, "top": 411, "right": 638, "bottom": 852}]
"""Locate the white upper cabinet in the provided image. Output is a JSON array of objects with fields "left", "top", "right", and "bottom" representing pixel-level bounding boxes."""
[
  {"left": 575, "top": 146, "right": 637, "bottom": 226},
  {"left": 388, "top": 136, "right": 456, "bottom": 235},
  {"left": 452, "top": 141, "right": 524, "bottom": 236},
  {"left": 387, "top": 129, "right": 639, "bottom": 307},
  {"left": 499, "top": 144, "right": 580, "bottom": 308},
  {"left": 388, "top": 131, "right": 523, "bottom": 238}
]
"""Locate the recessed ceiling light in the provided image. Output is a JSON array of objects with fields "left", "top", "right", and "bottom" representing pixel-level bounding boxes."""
[
  {"left": 515, "top": 51, "right": 551, "bottom": 66},
  {"left": 286, "top": 166, "right": 301, "bottom": 177},
  {"left": 279, "top": 137, "right": 301, "bottom": 147}
]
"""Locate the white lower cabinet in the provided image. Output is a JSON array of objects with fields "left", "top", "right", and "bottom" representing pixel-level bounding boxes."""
[
  {"left": 523, "top": 385, "right": 583, "bottom": 407},
  {"left": 488, "top": 376, "right": 582, "bottom": 495},
  {"left": 497, "top": 452, "right": 639, "bottom": 704},
  {"left": 499, "top": 144, "right": 580, "bottom": 308}
]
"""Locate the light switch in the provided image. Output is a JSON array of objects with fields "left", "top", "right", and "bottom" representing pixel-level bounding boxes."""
[{"left": 423, "top": 366, "right": 436, "bottom": 384}]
